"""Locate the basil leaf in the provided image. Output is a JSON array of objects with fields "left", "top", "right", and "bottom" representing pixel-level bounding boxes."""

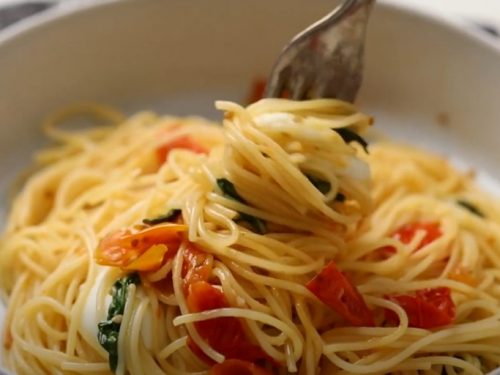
[
  {"left": 237, "top": 213, "right": 267, "bottom": 235},
  {"left": 334, "top": 128, "right": 369, "bottom": 152},
  {"left": 217, "top": 178, "right": 245, "bottom": 202},
  {"left": 98, "top": 274, "right": 140, "bottom": 372},
  {"left": 142, "top": 209, "right": 181, "bottom": 225},
  {"left": 216, "top": 178, "right": 267, "bottom": 234},
  {"left": 456, "top": 199, "right": 484, "bottom": 218},
  {"left": 305, "top": 174, "right": 345, "bottom": 202},
  {"left": 97, "top": 321, "right": 119, "bottom": 371},
  {"left": 306, "top": 174, "right": 331, "bottom": 194}
]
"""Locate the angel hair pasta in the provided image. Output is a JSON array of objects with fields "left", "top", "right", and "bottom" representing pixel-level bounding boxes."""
[{"left": 1, "top": 99, "right": 500, "bottom": 375}]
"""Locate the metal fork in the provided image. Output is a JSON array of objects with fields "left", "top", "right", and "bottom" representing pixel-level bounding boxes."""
[{"left": 265, "top": 0, "right": 375, "bottom": 102}]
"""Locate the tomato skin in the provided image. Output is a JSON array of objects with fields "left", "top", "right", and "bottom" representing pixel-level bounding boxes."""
[
  {"left": 247, "top": 79, "right": 267, "bottom": 104},
  {"left": 186, "top": 281, "right": 226, "bottom": 312},
  {"left": 180, "top": 248, "right": 272, "bottom": 366},
  {"left": 95, "top": 224, "right": 186, "bottom": 269},
  {"left": 156, "top": 135, "right": 207, "bottom": 164},
  {"left": 182, "top": 245, "right": 213, "bottom": 294},
  {"left": 209, "top": 359, "right": 272, "bottom": 375},
  {"left": 246, "top": 78, "right": 290, "bottom": 104},
  {"left": 124, "top": 244, "right": 169, "bottom": 271},
  {"left": 393, "top": 222, "right": 442, "bottom": 248},
  {"left": 385, "top": 287, "right": 455, "bottom": 328},
  {"left": 186, "top": 281, "right": 269, "bottom": 365},
  {"left": 306, "top": 261, "right": 375, "bottom": 327},
  {"left": 379, "top": 222, "right": 442, "bottom": 257}
]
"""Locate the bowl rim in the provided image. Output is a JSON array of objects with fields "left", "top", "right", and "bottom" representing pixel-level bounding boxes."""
[
  {"left": 0, "top": 0, "right": 124, "bottom": 46},
  {"left": 0, "top": 2, "right": 500, "bottom": 375},
  {"left": 0, "top": 0, "right": 499, "bottom": 57},
  {"left": 380, "top": 0, "right": 500, "bottom": 55}
]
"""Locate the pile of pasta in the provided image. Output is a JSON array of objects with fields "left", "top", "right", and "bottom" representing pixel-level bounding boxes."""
[{"left": 1, "top": 99, "right": 500, "bottom": 375}]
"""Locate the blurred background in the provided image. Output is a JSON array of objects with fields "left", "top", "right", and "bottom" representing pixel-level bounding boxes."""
[
  {"left": 398, "top": 0, "right": 500, "bottom": 37},
  {"left": 0, "top": 0, "right": 500, "bottom": 38}
]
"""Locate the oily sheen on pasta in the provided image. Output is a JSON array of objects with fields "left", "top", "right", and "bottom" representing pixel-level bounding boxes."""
[{"left": 1, "top": 99, "right": 500, "bottom": 375}]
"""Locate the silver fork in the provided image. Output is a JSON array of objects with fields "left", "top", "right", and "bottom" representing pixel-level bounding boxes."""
[{"left": 265, "top": 0, "right": 375, "bottom": 102}]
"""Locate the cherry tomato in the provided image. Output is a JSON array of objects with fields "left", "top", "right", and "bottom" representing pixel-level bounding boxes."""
[
  {"left": 186, "top": 281, "right": 269, "bottom": 364},
  {"left": 246, "top": 78, "right": 290, "bottom": 104},
  {"left": 247, "top": 79, "right": 266, "bottom": 104},
  {"left": 95, "top": 224, "right": 186, "bottom": 270},
  {"left": 209, "top": 359, "right": 272, "bottom": 375},
  {"left": 393, "top": 222, "right": 442, "bottom": 247},
  {"left": 182, "top": 244, "right": 213, "bottom": 294},
  {"left": 306, "top": 261, "right": 375, "bottom": 327},
  {"left": 156, "top": 135, "right": 208, "bottom": 164},
  {"left": 379, "top": 222, "right": 442, "bottom": 257},
  {"left": 385, "top": 287, "right": 455, "bottom": 328}
]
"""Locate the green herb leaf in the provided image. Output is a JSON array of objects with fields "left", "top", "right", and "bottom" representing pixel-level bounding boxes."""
[
  {"left": 306, "top": 174, "right": 331, "bottom": 194},
  {"left": 107, "top": 273, "right": 140, "bottom": 318},
  {"left": 216, "top": 178, "right": 267, "bottom": 234},
  {"left": 217, "top": 178, "right": 245, "bottom": 202},
  {"left": 334, "top": 128, "right": 369, "bottom": 152},
  {"left": 97, "top": 321, "right": 119, "bottom": 371},
  {"left": 456, "top": 199, "right": 484, "bottom": 218},
  {"left": 237, "top": 213, "right": 267, "bottom": 234},
  {"left": 97, "top": 273, "right": 140, "bottom": 372},
  {"left": 305, "top": 174, "right": 346, "bottom": 202},
  {"left": 142, "top": 209, "right": 181, "bottom": 226}
]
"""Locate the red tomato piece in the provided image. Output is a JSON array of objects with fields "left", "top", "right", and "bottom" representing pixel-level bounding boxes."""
[
  {"left": 156, "top": 135, "right": 208, "bottom": 164},
  {"left": 247, "top": 78, "right": 267, "bottom": 104},
  {"left": 186, "top": 281, "right": 269, "bottom": 365},
  {"left": 186, "top": 280, "right": 226, "bottom": 312},
  {"left": 378, "top": 222, "right": 442, "bottom": 257},
  {"left": 306, "top": 261, "right": 375, "bottom": 327},
  {"left": 209, "top": 359, "right": 272, "bottom": 375},
  {"left": 95, "top": 224, "right": 186, "bottom": 269},
  {"left": 393, "top": 222, "right": 442, "bottom": 247},
  {"left": 124, "top": 244, "right": 169, "bottom": 271},
  {"left": 182, "top": 245, "right": 214, "bottom": 294},
  {"left": 246, "top": 78, "right": 290, "bottom": 104},
  {"left": 385, "top": 287, "right": 455, "bottom": 328}
]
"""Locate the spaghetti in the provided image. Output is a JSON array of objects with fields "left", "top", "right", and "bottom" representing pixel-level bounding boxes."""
[{"left": 1, "top": 99, "right": 500, "bottom": 375}]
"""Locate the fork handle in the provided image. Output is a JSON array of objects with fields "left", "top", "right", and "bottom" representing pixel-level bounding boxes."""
[{"left": 291, "top": 0, "right": 375, "bottom": 45}]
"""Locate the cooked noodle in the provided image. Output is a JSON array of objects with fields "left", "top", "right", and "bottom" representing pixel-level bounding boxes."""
[{"left": 1, "top": 99, "right": 500, "bottom": 375}]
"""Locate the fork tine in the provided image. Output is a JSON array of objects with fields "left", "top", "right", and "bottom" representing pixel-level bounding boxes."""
[
  {"left": 289, "top": 74, "right": 308, "bottom": 100},
  {"left": 264, "top": 65, "right": 290, "bottom": 98},
  {"left": 264, "top": 0, "right": 374, "bottom": 102}
]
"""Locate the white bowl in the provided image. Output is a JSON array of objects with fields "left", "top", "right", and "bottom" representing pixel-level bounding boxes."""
[{"left": 0, "top": 0, "right": 500, "bottom": 374}]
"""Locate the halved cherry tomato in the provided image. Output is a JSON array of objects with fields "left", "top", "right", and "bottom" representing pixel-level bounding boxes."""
[
  {"left": 156, "top": 135, "right": 207, "bottom": 164},
  {"left": 247, "top": 79, "right": 266, "bottom": 104},
  {"left": 182, "top": 244, "right": 213, "bottom": 294},
  {"left": 95, "top": 224, "right": 186, "bottom": 270},
  {"left": 385, "top": 287, "right": 455, "bottom": 328},
  {"left": 209, "top": 359, "right": 272, "bottom": 375},
  {"left": 393, "top": 222, "right": 442, "bottom": 247},
  {"left": 186, "top": 280, "right": 225, "bottom": 312},
  {"left": 246, "top": 78, "right": 290, "bottom": 104},
  {"left": 379, "top": 222, "right": 442, "bottom": 257},
  {"left": 306, "top": 261, "right": 375, "bottom": 327},
  {"left": 124, "top": 244, "right": 169, "bottom": 271},
  {"left": 186, "top": 281, "right": 269, "bottom": 364},
  {"left": 180, "top": 247, "right": 273, "bottom": 366}
]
